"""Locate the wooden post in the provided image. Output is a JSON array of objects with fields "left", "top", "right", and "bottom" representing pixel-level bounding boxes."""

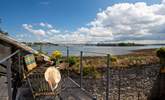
[
  {"left": 106, "top": 54, "right": 110, "bottom": 100},
  {"left": 7, "top": 59, "right": 12, "bottom": 100},
  {"left": 80, "top": 51, "right": 83, "bottom": 88}
]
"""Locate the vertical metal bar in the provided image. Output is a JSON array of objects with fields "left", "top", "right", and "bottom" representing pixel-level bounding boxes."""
[
  {"left": 67, "top": 46, "right": 69, "bottom": 77},
  {"left": 80, "top": 51, "right": 83, "bottom": 88},
  {"left": 7, "top": 59, "right": 12, "bottom": 100},
  {"left": 106, "top": 54, "right": 110, "bottom": 100},
  {"left": 118, "top": 68, "right": 121, "bottom": 100},
  {"left": 39, "top": 43, "right": 42, "bottom": 52}
]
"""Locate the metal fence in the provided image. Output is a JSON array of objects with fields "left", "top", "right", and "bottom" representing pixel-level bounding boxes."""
[
  {"left": 60, "top": 46, "right": 160, "bottom": 100},
  {"left": 1, "top": 45, "right": 158, "bottom": 100},
  {"left": 0, "top": 45, "right": 161, "bottom": 100}
]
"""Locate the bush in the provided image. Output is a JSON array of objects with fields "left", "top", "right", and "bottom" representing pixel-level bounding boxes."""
[
  {"left": 50, "top": 50, "right": 62, "bottom": 65},
  {"left": 51, "top": 50, "right": 62, "bottom": 59},
  {"left": 83, "top": 67, "right": 92, "bottom": 76},
  {"left": 68, "top": 56, "right": 77, "bottom": 67},
  {"left": 156, "top": 47, "right": 165, "bottom": 65},
  {"left": 110, "top": 56, "right": 118, "bottom": 62},
  {"left": 156, "top": 47, "right": 165, "bottom": 59},
  {"left": 83, "top": 66, "right": 101, "bottom": 79}
]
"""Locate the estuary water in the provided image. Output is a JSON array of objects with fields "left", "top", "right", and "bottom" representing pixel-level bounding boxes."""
[{"left": 32, "top": 45, "right": 164, "bottom": 56}]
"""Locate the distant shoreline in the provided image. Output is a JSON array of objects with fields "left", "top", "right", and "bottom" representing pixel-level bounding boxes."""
[{"left": 23, "top": 42, "right": 165, "bottom": 47}]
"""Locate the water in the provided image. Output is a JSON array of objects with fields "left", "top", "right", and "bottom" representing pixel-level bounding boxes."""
[{"left": 32, "top": 45, "right": 165, "bottom": 56}]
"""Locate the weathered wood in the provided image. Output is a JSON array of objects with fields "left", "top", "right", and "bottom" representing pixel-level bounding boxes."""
[
  {"left": 6, "top": 59, "right": 12, "bottom": 100},
  {"left": 0, "top": 76, "right": 8, "bottom": 99}
]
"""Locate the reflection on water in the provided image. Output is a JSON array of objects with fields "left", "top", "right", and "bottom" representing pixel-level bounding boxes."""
[{"left": 32, "top": 45, "right": 164, "bottom": 56}]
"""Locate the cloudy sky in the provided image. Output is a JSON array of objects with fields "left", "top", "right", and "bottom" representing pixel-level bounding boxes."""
[{"left": 0, "top": 0, "right": 165, "bottom": 44}]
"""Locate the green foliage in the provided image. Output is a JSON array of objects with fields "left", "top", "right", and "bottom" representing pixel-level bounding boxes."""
[
  {"left": 156, "top": 47, "right": 165, "bottom": 59},
  {"left": 110, "top": 56, "right": 118, "bottom": 62},
  {"left": 68, "top": 56, "right": 77, "bottom": 67},
  {"left": 83, "top": 66, "right": 101, "bottom": 79},
  {"left": 156, "top": 47, "right": 165, "bottom": 64},
  {"left": 83, "top": 67, "right": 92, "bottom": 76}
]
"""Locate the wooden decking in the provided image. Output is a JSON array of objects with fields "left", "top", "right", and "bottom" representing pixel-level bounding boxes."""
[
  {"left": 0, "top": 76, "right": 8, "bottom": 100},
  {"left": 0, "top": 76, "right": 93, "bottom": 100}
]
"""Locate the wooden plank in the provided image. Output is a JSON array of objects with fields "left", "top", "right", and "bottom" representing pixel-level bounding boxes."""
[
  {"left": 6, "top": 59, "right": 12, "bottom": 100},
  {"left": 0, "top": 76, "right": 8, "bottom": 99}
]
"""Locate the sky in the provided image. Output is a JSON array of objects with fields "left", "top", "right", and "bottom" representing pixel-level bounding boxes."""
[{"left": 0, "top": 0, "right": 165, "bottom": 44}]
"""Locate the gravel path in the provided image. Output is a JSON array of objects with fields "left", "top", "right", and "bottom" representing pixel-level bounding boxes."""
[{"left": 73, "top": 65, "right": 160, "bottom": 100}]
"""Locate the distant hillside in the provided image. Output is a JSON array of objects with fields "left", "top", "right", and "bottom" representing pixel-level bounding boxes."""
[
  {"left": 96, "top": 42, "right": 145, "bottom": 46},
  {"left": 22, "top": 42, "right": 59, "bottom": 46}
]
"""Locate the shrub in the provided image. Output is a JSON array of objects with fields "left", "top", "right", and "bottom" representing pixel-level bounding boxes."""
[
  {"left": 110, "top": 56, "right": 118, "bottom": 62},
  {"left": 83, "top": 66, "right": 101, "bottom": 79},
  {"left": 92, "top": 69, "right": 102, "bottom": 79},
  {"left": 83, "top": 67, "right": 92, "bottom": 76},
  {"left": 156, "top": 47, "right": 165, "bottom": 59},
  {"left": 51, "top": 50, "right": 62, "bottom": 59},
  {"left": 50, "top": 50, "right": 62, "bottom": 65},
  {"left": 68, "top": 56, "right": 77, "bottom": 67},
  {"left": 156, "top": 47, "right": 165, "bottom": 65}
]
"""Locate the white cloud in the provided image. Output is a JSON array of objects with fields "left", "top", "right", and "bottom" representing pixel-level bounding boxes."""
[
  {"left": 22, "top": 23, "right": 60, "bottom": 37},
  {"left": 22, "top": 1, "right": 165, "bottom": 43},
  {"left": 49, "top": 29, "right": 60, "bottom": 33},
  {"left": 79, "top": 1, "right": 165, "bottom": 43},
  {"left": 39, "top": 22, "right": 45, "bottom": 27},
  {"left": 23, "top": 24, "right": 46, "bottom": 36},
  {"left": 39, "top": 22, "right": 53, "bottom": 28}
]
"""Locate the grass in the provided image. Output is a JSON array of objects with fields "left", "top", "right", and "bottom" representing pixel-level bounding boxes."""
[{"left": 66, "top": 49, "right": 159, "bottom": 79}]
